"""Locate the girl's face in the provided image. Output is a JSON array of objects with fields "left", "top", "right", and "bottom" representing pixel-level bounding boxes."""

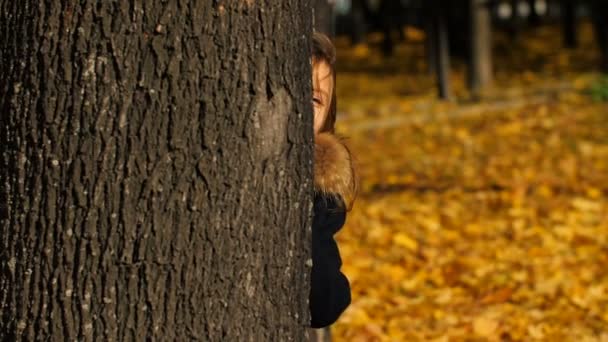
[{"left": 312, "top": 59, "right": 334, "bottom": 134}]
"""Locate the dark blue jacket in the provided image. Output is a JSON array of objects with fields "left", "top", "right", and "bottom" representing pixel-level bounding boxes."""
[{"left": 309, "top": 194, "right": 351, "bottom": 328}]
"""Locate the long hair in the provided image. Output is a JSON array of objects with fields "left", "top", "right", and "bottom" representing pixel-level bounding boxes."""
[
  {"left": 312, "top": 32, "right": 358, "bottom": 209},
  {"left": 312, "top": 32, "right": 337, "bottom": 134}
]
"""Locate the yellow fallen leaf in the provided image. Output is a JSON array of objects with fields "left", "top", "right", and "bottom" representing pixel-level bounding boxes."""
[
  {"left": 527, "top": 324, "right": 545, "bottom": 339},
  {"left": 586, "top": 187, "right": 602, "bottom": 199},
  {"left": 473, "top": 316, "right": 499, "bottom": 337},
  {"left": 352, "top": 44, "right": 371, "bottom": 59},
  {"left": 572, "top": 197, "right": 601, "bottom": 212},
  {"left": 404, "top": 26, "right": 425, "bottom": 42},
  {"left": 393, "top": 233, "right": 418, "bottom": 252},
  {"left": 538, "top": 184, "right": 553, "bottom": 198}
]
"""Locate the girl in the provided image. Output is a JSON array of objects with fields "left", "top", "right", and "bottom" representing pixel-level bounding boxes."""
[{"left": 310, "top": 32, "right": 358, "bottom": 329}]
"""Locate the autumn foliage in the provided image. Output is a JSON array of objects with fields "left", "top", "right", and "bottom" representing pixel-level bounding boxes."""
[{"left": 332, "top": 23, "right": 608, "bottom": 341}]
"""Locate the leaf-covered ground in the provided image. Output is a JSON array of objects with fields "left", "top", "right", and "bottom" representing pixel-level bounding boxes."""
[{"left": 332, "top": 23, "right": 608, "bottom": 341}]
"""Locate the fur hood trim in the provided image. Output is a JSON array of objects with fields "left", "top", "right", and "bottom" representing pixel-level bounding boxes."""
[{"left": 314, "top": 133, "right": 357, "bottom": 208}]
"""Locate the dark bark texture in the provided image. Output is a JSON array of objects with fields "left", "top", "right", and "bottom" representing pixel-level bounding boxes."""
[{"left": 0, "top": 1, "right": 313, "bottom": 341}]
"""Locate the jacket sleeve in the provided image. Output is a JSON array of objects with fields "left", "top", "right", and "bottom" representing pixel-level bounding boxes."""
[{"left": 310, "top": 195, "right": 351, "bottom": 328}]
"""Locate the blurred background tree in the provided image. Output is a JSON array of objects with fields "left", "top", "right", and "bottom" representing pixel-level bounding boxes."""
[{"left": 321, "top": 0, "right": 608, "bottom": 99}]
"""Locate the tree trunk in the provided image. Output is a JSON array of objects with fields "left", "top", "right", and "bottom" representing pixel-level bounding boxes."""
[
  {"left": 314, "top": 0, "right": 335, "bottom": 38},
  {"left": 349, "top": 0, "right": 369, "bottom": 45},
  {"left": 379, "top": 0, "right": 405, "bottom": 56},
  {"left": 561, "top": 0, "right": 578, "bottom": 48},
  {"left": 430, "top": 0, "right": 452, "bottom": 100},
  {"left": 590, "top": 0, "right": 608, "bottom": 72},
  {"left": 509, "top": 0, "right": 522, "bottom": 40},
  {"left": 528, "top": 0, "right": 542, "bottom": 26},
  {"left": 0, "top": 1, "right": 314, "bottom": 341},
  {"left": 424, "top": 4, "right": 437, "bottom": 76},
  {"left": 468, "top": 0, "right": 493, "bottom": 95}
]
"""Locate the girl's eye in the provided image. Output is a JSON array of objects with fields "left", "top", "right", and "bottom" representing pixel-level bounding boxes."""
[{"left": 313, "top": 98, "right": 322, "bottom": 105}]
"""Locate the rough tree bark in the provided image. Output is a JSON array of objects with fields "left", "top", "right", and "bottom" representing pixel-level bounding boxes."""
[{"left": 0, "top": 1, "right": 314, "bottom": 341}]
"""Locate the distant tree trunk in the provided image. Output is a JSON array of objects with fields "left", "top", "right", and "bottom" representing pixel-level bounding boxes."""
[
  {"left": 379, "top": 1, "right": 406, "bottom": 56},
  {"left": 590, "top": 0, "right": 608, "bottom": 71},
  {"left": 561, "top": 0, "right": 578, "bottom": 48},
  {"left": 350, "top": 0, "right": 368, "bottom": 44},
  {"left": 468, "top": 0, "right": 493, "bottom": 95},
  {"left": 0, "top": 1, "right": 314, "bottom": 341},
  {"left": 528, "top": 0, "right": 542, "bottom": 26},
  {"left": 446, "top": 0, "right": 469, "bottom": 60},
  {"left": 509, "top": 0, "right": 523, "bottom": 40},
  {"left": 315, "top": 0, "right": 335, "bottom": 37},
  {"left": 425, "top": 11, "right": 438, "bottom": 76},
  {"left": 429, "top": 0, "right": 452, "bottom": 100}
]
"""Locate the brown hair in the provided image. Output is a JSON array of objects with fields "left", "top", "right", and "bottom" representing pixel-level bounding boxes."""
[
  {"left": 312, "top": 32, "right": 359, "bottom": 210},
  {"left": 312, "top": 32, "right": 337, "bottom": 134}
]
